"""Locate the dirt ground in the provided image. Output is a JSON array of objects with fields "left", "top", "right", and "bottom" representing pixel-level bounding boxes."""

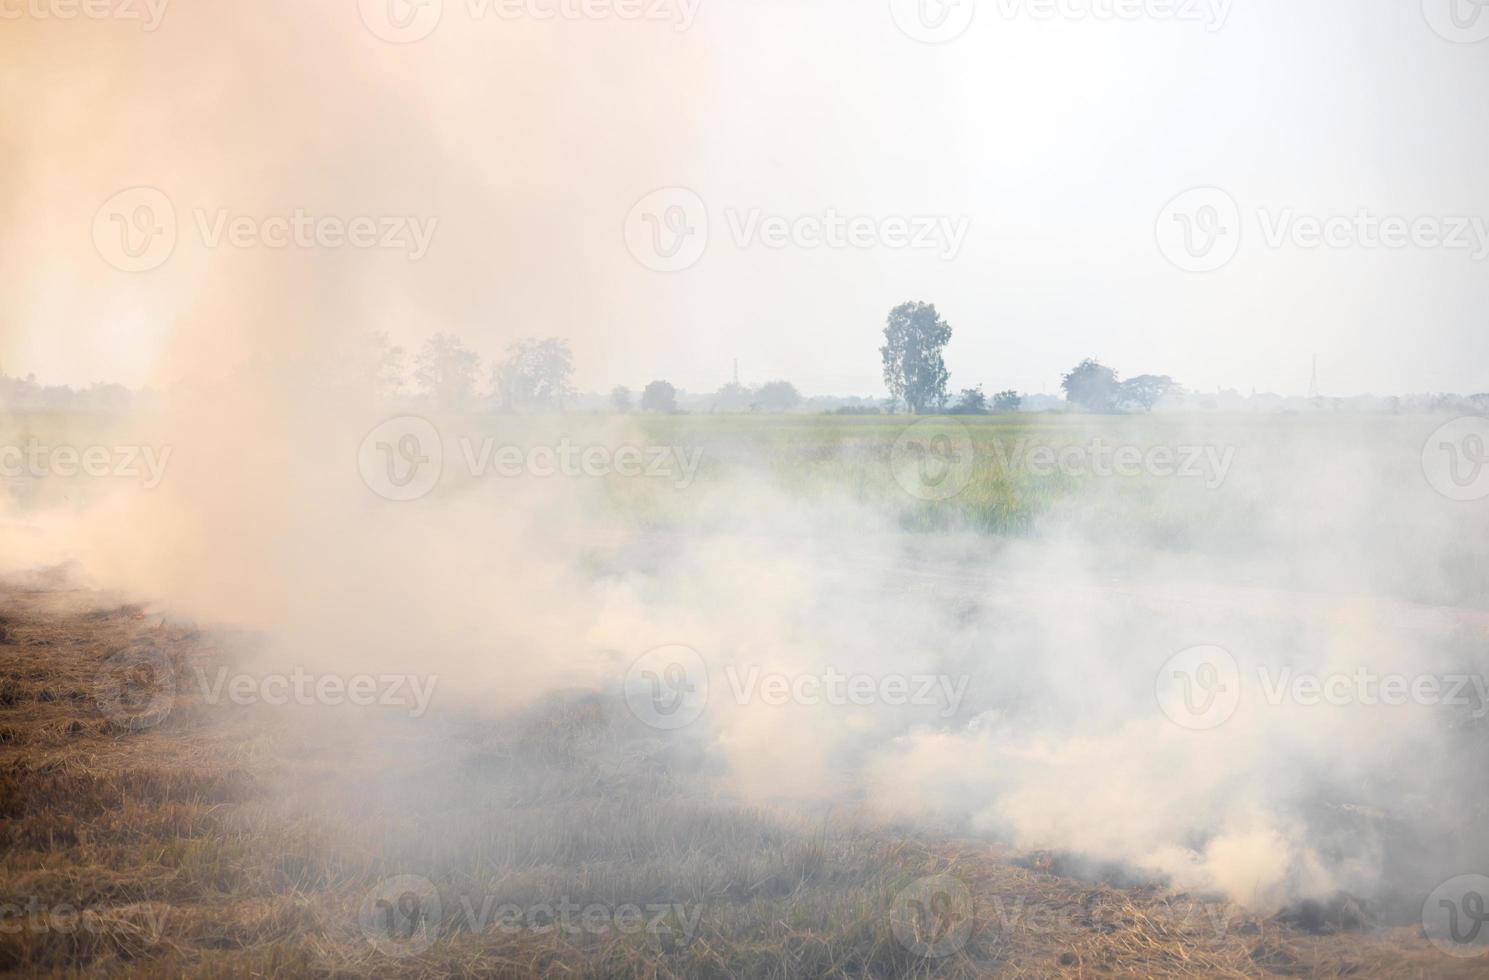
[{"left": 0, "top": 573, "right": 1483, "bottom": 978}]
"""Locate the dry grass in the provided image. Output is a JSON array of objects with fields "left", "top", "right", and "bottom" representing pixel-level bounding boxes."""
[{"left": 0, "top": 576, "right": 1482, "bottom": 978}]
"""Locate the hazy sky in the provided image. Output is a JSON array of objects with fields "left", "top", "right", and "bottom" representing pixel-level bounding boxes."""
[{"left": 3, "top": 0, "right": 1487, "bottom": 397}]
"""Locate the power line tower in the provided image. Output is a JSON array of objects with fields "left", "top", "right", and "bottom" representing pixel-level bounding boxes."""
[
  {"left": 733, "top": 358, "right": 739, "bottom": 387},
  {"left": 1307, "top": 356, "right": 1320, "bottom": 400}
]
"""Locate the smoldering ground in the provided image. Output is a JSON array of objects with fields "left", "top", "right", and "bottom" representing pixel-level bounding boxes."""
[{"left": 7, "top": 400, "right": 1487, "bottom": 934}]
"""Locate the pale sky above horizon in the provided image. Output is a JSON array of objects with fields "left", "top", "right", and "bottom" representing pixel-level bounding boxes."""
[{"left": 4, "top": 0, "right": 1487, "bottom": 398}]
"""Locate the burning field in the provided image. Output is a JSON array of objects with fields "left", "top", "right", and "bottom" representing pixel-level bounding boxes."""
[
  {"left": 1, "top": 573, "right": 1486, "bottom": 979},
  {"left": 2, "top": 410, "right": 1488, "bottom": 978},
  {"left": 4, "top": 1, "right": 1488, "bottom": 974}
]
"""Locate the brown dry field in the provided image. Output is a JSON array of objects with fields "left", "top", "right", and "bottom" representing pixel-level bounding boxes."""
[{"left": 0, "top": 573, "right": 1483, "bottom": 979}]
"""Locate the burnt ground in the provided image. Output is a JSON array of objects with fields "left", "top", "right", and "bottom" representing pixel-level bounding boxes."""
[{"left": 0, "top": 574, "right": 1484, "bottom": 978}]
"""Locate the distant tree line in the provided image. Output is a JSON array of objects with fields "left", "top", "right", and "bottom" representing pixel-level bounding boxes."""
[
  {"left": 877, "top": 300, "right": 1178, "bottom": 415},
  {"left": 0, "top": 372, "right": 141, "bottom": 411},
  {"left": 372, "top": 332, "right": 577, "bottom": 412}
]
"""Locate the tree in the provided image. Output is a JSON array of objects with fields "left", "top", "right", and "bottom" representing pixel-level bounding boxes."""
[
  {"left": 1061, "top": 359, "right": 1121, "bottom": 413},
  {"left": 491, "top": 337, "right": 575, "bottom": 412},
  {"left": 755, "top": 380, "right": 801, "bottom": 413},
  {"left": 948, "top": 386, "right": 988, "bottom": 415},
  {"left": 641, "top": 380, "right": 677, "bottom": 413},
  {"left": 415, "top": 333, "right": 480, "bottom": 409},
  {"left": 611, "top": 385, "right": 633, "bottom": 413},
  {"left": 369, "top": 331, "right": 406, "bottom": 399},
  {"left": 1119, "top": 374, "right": 1180, "bottom": 412},
  {"left": 880, "top": 301, "right": 952, "bottom": 414},
  {"left": 992, "top": 390, "right": 1022, "bottom": 413},
  {"left": 713, "top": 382, "right": 752, "bottom": 413}
]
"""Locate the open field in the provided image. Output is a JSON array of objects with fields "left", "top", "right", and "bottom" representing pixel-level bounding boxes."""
[{"left": 2, "top": 410, "right": 1487, "bottom": 977}]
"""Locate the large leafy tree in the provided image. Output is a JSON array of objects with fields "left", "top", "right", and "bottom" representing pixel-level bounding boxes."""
[
  {"left": 754, "top": 380, "right": 801, "bottom": 413},
  {"left": 368, "top": 331, "right": 406, "bottom": 399},
  {"left": 713, "top": 382, "right": 752, "bottom": 413},
  {"left": 414, "top": 333, "right": 480, "bottom": 409},
  {"left": 880, "top": 301, "right": 952, "bottom": 414},
  {"left": 948, "top": 386, "right": 988, "bottom": 415},
  {"left": 491, "top": 337, "right": 575, "bottom": 412},
  {"left": 1060, "top": 359, "right": 1121, "bottom": 413},
  {"left": 1119, "top": 374, "right": 1180, "bottom": 412},
  {"left": 641, "top": 380, "right": 677, "bottom": 413}
]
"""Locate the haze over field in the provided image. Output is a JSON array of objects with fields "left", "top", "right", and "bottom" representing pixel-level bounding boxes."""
[
  {"left": 3, "top": 0, "right": 1489, "bottom": 397},
  {"left": 2, "top": 2, "right": 1488, "bottom": 977}
]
